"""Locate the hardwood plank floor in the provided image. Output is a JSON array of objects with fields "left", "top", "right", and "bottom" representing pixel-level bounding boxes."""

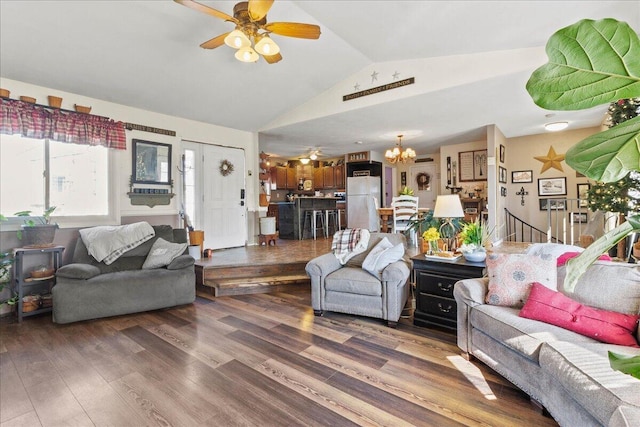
[{"left": 0, "top": 289, "right": 558, "bottom": 427}]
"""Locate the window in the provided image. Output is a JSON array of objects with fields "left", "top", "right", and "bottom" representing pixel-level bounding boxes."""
[{"left": 1, "top": 134, "right": 111, "bottom": 222}]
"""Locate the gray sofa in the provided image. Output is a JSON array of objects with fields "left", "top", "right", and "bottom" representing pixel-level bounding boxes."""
[
  {"left": 53, "top": 225, "right": 195, "bottom": 324},
  {"left": 305, "top": 232, "right": 411, "bottom": 327},
  {"left": 454, "top": 259, "right": 640, "bottom": 427}
]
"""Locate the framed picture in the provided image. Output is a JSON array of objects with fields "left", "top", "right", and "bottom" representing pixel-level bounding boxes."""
[
  {"left": 499, "top": 144, "right": 505, "bottom": 163},
  {"left": 458, "top": 150, "right": 488, "bottom": 182},
  {"left": 571, "top": 212, "right": 588, "bottom": 223},
  {"left": 539, "top": 198, "right": 566, "bottom": 211},
  {"left": 500, "top": 186, "right": 507, "bottom": 197},
  {"left": 577, "top": 183, "right": 591, "bottom": 207},
  {"left": 538, "top": 177, "right": 567, "bottom": 196},
  {"left": 132, "top": 139, "right": 172, "bottom": 184},
  {"left": 498, "top": 166, "right": 507, "bottom": 183},
  {"left": 512, "top": 170, "right": 533, "bottom": 183}
]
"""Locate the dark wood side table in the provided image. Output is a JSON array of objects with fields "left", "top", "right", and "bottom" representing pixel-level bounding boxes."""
[{"left": 411, "top": 254, "right": 485, "bottom": 331}]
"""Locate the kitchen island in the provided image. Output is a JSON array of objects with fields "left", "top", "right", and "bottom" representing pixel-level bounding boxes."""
[{"left": 277, "top": 197, "right": 339, "bottom": 240}]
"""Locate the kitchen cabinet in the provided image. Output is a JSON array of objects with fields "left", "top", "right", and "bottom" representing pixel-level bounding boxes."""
[
  {"left": 323, "top": 166, "right": 335, "bottom": 188},
  {"left": 271, "top": 166, "right": 298, "bottom": 190},
  {"left": 334, "top": 164, "right": 345, "bottom": 188},
  {"left": 313, "top": 167, "right": 324, "bottom": 189}
]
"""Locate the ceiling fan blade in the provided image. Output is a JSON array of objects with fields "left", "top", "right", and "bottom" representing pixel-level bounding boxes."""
[
  {"left": 200, "top": 32, "right": 230, "bottom": 49},
  {"left": 248, "top": 0, "right": 274, "bottom": 22},
  {"left": 174, "top": 0, "right": 238, "bottom": 24},
  {"left": 263, "top": 52, "right": 282, "bottom": 64},
  {"left": 264, "top": 22, "right": 321, "bottom": 39}
]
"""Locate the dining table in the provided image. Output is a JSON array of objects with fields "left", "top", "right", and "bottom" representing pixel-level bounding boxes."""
[{"left": 377, "top": 207, "right": 431, "bottom": 233}]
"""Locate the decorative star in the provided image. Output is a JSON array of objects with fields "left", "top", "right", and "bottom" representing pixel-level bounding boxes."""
[
  {"left": 534, "top": 146, "right": 565, "bottom": 173},
  {"left": 353, "top": 83, "right": 360, "bottom": 91},
  {"left": 392, "top": 71, "right": 400, "bottom": 80},
  {"left": 371, "top": 71, "right": 378, "bottom": 83}
]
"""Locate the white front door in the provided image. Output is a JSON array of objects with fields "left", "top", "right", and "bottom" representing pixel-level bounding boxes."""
[
  {"left": 410, "top": 163, "right": 439, "bottom": 210},
  {"left": 183, "top": 141, "right": 247, "bottom": 249}
]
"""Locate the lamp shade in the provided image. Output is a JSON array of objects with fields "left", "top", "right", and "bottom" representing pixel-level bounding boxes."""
[
  {"left": 235, "top": 46, "right": 259, "bottom": 63},
  {"left": 433, "top": 195, "right": 464, "bottom": 218},
  {"left": 255, "top": 35, "right": 280, "bottom": 56},
  {"left": 224, "top": 29, "right": 251, "bottom": 49}
]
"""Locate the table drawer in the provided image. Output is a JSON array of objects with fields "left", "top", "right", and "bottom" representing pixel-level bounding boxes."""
[
  {"left": 417, "top": 294, "right": 457, "bottom": 321},
  {"left": 417, "top": 272, "right": 458, "bottom": 298}
]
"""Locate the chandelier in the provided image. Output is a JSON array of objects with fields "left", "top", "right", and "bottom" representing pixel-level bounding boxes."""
[
  {"left": 225, "top": 29, "right": 280, "bottom": 63},
  {"left": 385, "top": 134, "right": 416, "bottom": 164}
]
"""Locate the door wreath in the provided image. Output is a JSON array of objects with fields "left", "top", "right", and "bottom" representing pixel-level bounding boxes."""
[
  {"left": 416, "top": 172, "right": 430, "bottom": 190},
  {"left": 219, "top": 159, "right": 234, "bottom": 176}
]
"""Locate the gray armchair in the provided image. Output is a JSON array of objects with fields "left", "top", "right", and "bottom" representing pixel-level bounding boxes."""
[{"left": 305, "top": 232, "right": 411, "bottom": 327}]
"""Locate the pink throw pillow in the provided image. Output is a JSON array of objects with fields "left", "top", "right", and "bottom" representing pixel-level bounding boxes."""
[
  {"left": 520, "top": 282, "right": 640, "bottom": 347},
  {"left": 556, "top": 251, "right": 612, "bottom": 267}
]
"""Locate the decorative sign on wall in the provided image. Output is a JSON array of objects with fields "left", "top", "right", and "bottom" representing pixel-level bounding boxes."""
[
  {"left": 125, "top": 122, "right": 176, "bottom": 137},
  {"left": 343, "top": 77, "right": 415, "bottom": 102},
  {"left": 459, "top": 150, "right": 488, "bottom": 182}
]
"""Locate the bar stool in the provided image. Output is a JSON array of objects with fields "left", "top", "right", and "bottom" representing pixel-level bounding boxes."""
[
  {"left": 325, "top": 209, "right": 340, "bottom": 236},
  {"left": 302, "top": 209, "right": 326, "bottom": 240}
]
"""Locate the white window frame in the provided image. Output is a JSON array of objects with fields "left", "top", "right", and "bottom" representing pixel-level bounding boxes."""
[{"left": 0, "top": 137, "right": 120, "bottom": 231}]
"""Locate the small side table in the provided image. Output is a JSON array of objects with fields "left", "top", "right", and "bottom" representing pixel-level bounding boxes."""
[
  {"left": 411, "top": 254, "right": 485, "bottom": 331},
  {"left": 13, "top": 246, "right": 64, "bottom": 322}
]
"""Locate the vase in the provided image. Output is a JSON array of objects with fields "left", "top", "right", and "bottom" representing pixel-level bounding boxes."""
[
  {"left": 463, "top": 250, "right": 486, "bottom": 263},
  {"left": 422, "top": 239, "right": 438, "bottom": 255}
]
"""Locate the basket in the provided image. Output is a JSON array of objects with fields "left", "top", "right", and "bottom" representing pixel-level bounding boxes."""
[
  {"left": 0, "top": 88, "right": 10, "bottom": 98},
  {"left": 20, "top": 96, "right": 36, "bottom": 104},
  {"left": 74, "top": 104, "right": 92, "bottom": 114},
  {"left": 48, "top": 96, "right": 62, "bottom": 108},
  {"left": 31, "top": 267, "right": 54, "bottom": 278},
  {"left": 40, "top": 294, "right": 53, "bottom": 308},
  {"left": 22, "top": 295, "right": 41, "bottom": 312}
]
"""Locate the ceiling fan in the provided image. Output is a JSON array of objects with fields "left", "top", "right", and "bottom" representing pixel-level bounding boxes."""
[{"left": 175, "top": 0, "right": 321, "bottom": 64}]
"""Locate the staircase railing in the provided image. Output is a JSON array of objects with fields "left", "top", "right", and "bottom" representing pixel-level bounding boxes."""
[
  {"left": 505, "top": 208, "right": 559, "bottom": 243},
  {"left": 504, "top": 198, "right": 591, "bottom": 245}
]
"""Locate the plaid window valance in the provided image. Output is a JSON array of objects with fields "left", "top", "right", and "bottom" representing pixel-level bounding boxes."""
[{"left": 0, "top": 98, "right": 126, "bottom": 150}]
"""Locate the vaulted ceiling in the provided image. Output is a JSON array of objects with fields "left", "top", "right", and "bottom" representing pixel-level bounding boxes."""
[{"left": 1, "top": 1, "right": 638, "bottom": 159}]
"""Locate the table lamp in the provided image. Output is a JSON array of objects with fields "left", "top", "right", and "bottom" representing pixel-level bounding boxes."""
[{"left": 433, "top": 194, "right": 465, "bottom": 251}]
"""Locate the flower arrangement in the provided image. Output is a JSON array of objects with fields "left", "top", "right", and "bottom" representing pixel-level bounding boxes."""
[
  {"left": 398, "top": 186, "right": 414, "bottom": 196},
  {"left": 421, "top": 227, "right": 440, "bottom": 254},
  {"left": 458, "top": 220, "right": 490, "bottom": 260}
]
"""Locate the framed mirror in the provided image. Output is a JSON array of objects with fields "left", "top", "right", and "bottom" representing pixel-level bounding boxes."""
[{"left": 132, "top": 139, "right": 172, "bottom": 184}]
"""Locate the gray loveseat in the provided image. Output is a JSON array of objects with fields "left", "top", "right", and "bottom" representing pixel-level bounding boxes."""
[
  {"left": 305, "top": 232, "right": 411, "bottom": 327},
  {"left": 53, "top": 225, "right": 195, "bottom": 324},
  {"left": 454, "top": 259, "right": 640, "bottom": 427}
]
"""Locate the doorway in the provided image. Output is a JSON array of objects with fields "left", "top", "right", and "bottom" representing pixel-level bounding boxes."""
[{"left": 182, "top": 141, "right": 247, "bottom": 249}]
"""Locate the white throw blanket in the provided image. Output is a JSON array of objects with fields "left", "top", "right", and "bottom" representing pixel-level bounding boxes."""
[
  {"left": 79, "top": 221, "right": 155, "bottom": 265},
  {"left": 331, "top": 228, "right": 370, "bottom": 265}
]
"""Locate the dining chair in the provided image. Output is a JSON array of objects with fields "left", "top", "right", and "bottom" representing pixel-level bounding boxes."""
[{"left": 391, "top": 195, "right": 419, "bottom": 245}]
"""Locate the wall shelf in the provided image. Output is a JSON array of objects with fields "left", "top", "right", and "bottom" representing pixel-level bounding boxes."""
[{"left": 127, "top": 192, "right": 174, "bottom": 208}]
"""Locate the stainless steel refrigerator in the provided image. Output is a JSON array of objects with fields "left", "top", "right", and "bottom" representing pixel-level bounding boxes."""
[{"left": 347, "top": 176, "right": 381, "bottom": 231}]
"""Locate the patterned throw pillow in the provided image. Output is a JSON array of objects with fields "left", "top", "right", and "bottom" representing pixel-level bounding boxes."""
[
  {"left": 142, "top": 238, "right": 188, "bottom": 269},
  {"left": 486, "top": 253, "right": 556, "bottom": 307}
]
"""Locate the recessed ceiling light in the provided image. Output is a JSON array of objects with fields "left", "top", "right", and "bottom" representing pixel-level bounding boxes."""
[
  {"left": 544, "top": 121, "right": 569, "bottom": 132},
  {"left": 355, "top": 141, "right": 363, "bottom": 145}
]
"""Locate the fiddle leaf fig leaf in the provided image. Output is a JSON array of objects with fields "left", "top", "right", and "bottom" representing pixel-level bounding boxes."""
[
  {"left": 565, "top": 116, "right": 640, "bottom": 182},
  {"left": 609, "top": 351, "right": 640, "bottom": 380},
  {"left": 563, "top": 215, "right": 640, "bottom": 293},
  {"left": 526, "top": 18, "right": 640, "bottom": 110}
]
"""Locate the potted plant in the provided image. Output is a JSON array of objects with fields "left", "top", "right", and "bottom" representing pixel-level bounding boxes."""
[
  {"left": 14, "top": 206, "right": 58, "bottom": 247},
  {"left": 398, "top": 186, "right": 414, "bottom": 196},
  {"left": 526, "top": 17, "right": 640, "bottom": 378},
  {"left": 457, "top": 219, "right": 490, "bottom": 262}
]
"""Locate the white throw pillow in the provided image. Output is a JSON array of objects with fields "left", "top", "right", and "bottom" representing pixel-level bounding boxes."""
[
  {"left": 525, "top": 243, "right": 584, "bottom": 260},
  {"left": 142, "top": 238, "right": 188, "bottom": 269},
  {"left": 363, "top": 239, "right": 404, "bottom": 279}
]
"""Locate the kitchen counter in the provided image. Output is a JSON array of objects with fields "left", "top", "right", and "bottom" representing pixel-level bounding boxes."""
[{"left": 276, "top": 197, "right": 338, "bottom": 239}]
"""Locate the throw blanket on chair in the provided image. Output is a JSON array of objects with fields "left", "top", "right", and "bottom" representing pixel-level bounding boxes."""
[
  {"left": 331, "top": 228, "right": 370, "bottom": 265},
  {"left": 79, "top": 221, "right": 155, "bottom": 265}
]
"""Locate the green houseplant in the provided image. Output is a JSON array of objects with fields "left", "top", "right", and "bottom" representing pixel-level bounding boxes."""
[
  {"left": 457, "top": 219, "right": 490, "bottom": 262},
  {"left": 526, "top": 17, "right": 640, "bottom": 379},
  {"left": 14, "top": 206, "right": 58, "bottom": 247}
]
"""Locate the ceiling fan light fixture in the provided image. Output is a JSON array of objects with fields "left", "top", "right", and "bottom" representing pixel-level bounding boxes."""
[
  {"left": 309, "top": 153, "right": 317, "bottom": 160},
  {"left": 224, "top": 29, "right": 251, "bottom": 49},
  {"left": 255, "top": 34, "right": 280, "bottom": 56},
  {"left": 235, "top": 46, "right": 259, "bottom": 62},
  {"left": 299, "top": 158, "right": 310, "bottom": 165}
]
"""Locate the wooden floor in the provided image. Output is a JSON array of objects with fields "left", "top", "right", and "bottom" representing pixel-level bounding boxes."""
[{"left": 0, "top": 289, "right": 558, "bottom": 426}]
